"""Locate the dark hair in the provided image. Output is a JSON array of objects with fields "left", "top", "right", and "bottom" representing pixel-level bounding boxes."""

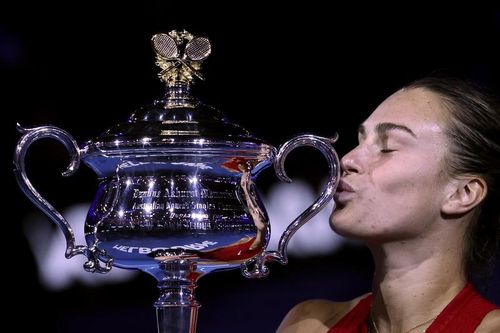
[{"left": 406, "top": 75, "right": 500, "bottom": 274}]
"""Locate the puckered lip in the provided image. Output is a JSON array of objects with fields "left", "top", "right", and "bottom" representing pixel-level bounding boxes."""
[
  {"left": 337, "top": 179, "right": 355, "bottom": 193},
  {"left": 334, "top": 179, "right": 355, "bottom": 208}
]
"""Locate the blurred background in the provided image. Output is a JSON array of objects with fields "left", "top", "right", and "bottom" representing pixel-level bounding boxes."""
[{"left": 2, "top": 3, "right": 499, "bottom": 332}]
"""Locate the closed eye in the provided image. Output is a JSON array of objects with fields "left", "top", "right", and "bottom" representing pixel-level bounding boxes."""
[{"left": 380, "top": 149, "right": 397, "bottom": 153}]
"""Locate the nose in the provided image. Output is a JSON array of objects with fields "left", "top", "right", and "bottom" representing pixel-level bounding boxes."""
[{"left": 340, "top": 147, "right": 362, "bottom": 175}]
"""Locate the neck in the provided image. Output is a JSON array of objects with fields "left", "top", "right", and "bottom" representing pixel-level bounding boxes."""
[{"left": 368, "top": 225, "right": 467, "bottom": 332}]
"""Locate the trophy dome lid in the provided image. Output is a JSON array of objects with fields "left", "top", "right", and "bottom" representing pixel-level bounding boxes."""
[
  {"left": 81, "top": 85, "right": 272, "bottom": 154},
  {"left": 80, "top": 30, "right": 275, "bottom": 176}
]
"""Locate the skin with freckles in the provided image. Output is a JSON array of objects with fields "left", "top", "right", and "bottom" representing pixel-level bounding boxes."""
[{"left": 276, "top": 87, "right": 499, "bottom": 333}]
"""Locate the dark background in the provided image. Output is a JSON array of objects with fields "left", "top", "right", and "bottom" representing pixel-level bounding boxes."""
[{"left": 2, "top": 3, "right": 499, "bottom": 332}]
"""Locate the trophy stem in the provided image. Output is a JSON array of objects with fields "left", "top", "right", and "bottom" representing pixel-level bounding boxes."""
[{"left": 154, "top": 259, "right": 201, "bottom": 333}]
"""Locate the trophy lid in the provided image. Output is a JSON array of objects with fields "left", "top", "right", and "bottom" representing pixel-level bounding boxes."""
[{"left": 81, "top": 30, "right": 274, "bottom": 166}]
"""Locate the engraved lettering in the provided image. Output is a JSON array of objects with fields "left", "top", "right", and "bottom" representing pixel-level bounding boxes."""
[
  {"left": 171, "top": 241, "right": 218, "bottom": 250},
  {"left": 192, "top": 202, "right": 207, "bottom": 209},
  {"left": 133, "top": 188, "right": 162, "bottom": 198},
  {"left": 132, "top": 201, "right": 166, "bottom": 211},
  {"left": 139, "top": 247, "right": 151, "bottom": 254},
  {"left": 112, "top": 241, "right": 219, "bottom": 254},
  {"left": 128, "top": 246, "right": 138, "bottom": 253}
]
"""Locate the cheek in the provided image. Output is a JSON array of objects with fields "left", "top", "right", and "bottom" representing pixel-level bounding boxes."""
[
  {"left": 371, "top": 155, "right": 444, "bottom": 194},
  {"left": 368, "top": 161, "right": 446, "bottom": 218}
]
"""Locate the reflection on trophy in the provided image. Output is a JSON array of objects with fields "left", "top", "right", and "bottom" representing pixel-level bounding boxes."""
[{"left": 14, "top": 30, "right": 340, "bottom": 333}]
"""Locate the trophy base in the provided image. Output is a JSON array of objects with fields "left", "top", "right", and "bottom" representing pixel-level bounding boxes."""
[
  {"left": 154, "top": 259, "right": 201, "bottom": 333},
  {"left": 156, "top": 306, "right": 199, "bottom": 333}
]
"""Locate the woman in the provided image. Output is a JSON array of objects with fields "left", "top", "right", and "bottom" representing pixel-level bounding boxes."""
[{"left": 277, "top": 75, "right": 500, "bottom": 333}]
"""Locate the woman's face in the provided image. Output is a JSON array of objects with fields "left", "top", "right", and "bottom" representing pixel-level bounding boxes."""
[{"left": 330, "top": 88, "right": 454, "bottom": 241}]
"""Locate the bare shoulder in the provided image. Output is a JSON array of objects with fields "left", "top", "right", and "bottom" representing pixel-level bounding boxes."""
[
  {"left": 475, "top": 309, "right": 500, "bottom": 333},
  {"left": 276, "top": 294, "right": 370, "bottom": 333}
]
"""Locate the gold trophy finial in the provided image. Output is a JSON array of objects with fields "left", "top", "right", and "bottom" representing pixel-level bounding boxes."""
[{"left": 152, "top": 30, "right": 211, "bottom": 85}]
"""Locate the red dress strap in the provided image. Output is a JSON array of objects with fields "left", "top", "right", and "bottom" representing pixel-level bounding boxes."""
[
  {"left": 327, "top": 283, "right": 498, "bottom": 333},
  {"left": 426, "top": 282, "right": 498, "bottom": 333},
  {"left": 327, "top": 294, "right": 372, "bottom": 333}
]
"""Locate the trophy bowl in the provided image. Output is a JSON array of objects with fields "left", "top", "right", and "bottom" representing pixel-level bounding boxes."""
[{"left": 14, "top": 30, "right": 340, "bottom": 333}]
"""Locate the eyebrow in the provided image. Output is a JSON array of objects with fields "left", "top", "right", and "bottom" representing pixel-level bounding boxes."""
[{"left": 358, "top": 122, "right": 417, "bottom": 138}]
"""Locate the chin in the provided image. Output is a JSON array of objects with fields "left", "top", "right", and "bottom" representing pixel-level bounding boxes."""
[
  {"left": 329, "top": 208, "right": 351, "bottom": 236},
  {"left": 329, "top": 206, "right": 366, "bottom": 239}
]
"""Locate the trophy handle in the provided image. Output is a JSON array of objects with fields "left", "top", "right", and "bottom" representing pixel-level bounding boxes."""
[
  {"left": 242, "top": 134, "right": 340, "bottom": 278},
  {"left": 14, "top": 124, "right": 112, "bottom": 273}
]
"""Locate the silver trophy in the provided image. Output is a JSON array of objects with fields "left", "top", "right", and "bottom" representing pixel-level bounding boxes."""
[{"left": 14, "top": 30, "right": 340, "bottom": 333}]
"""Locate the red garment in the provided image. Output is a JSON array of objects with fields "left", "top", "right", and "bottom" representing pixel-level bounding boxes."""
[
  {"left": 327, "top": 294, "right": 371, "bottom": 333},
  {"left": 327, "top": 283, "right": 498, "bottom": 333}
]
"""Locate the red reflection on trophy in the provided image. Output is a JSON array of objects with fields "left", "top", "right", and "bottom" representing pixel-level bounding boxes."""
[{"left": 221, "top": 156, "right": 254, "bottom": 172}]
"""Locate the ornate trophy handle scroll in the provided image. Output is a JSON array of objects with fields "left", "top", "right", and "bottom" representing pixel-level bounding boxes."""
[
  {"left": 13, "top": 124, "right": 112, "bottom": 273},
  {"left": 242, "top": 134, "right": 340, "bottom": 278}
]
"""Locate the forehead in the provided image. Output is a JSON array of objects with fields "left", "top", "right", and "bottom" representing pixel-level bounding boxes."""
[{"left": 364, "top": 88, "right": 448, "bottom": 135}]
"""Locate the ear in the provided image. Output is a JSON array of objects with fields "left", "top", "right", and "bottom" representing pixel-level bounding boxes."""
[{"left": 442, "top": 177, "right": 487, "bottom": 215}]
